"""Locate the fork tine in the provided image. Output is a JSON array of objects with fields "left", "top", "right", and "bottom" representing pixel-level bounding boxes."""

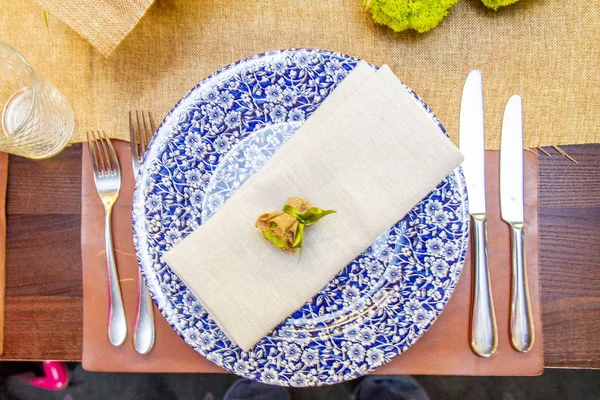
[
  {"left": 148, "top": 112, "right": 157, "bottom": 139},
  {"left": 90, "top": 130, "right": 101, "bottom": 172},
  {"left": 97, "top": 130, "right": 113, "bottom": 174},
  {"left": 136, "top": 111, "right": 146, "bottom": 157},
  {"left": 91, "top": 130, "right": 107, "bottom": 174},
  {"left": 87, "top": 131, "right": 101, "bottom": 173},
  {"left": 102, "top": 130, "right": 120, "bottom": 176},
  {"left": 129, "top": 111, "right": 140, "bottom": 162},
  {"left": 141, "top": 111, "right": 153, "bottom": 154},
  {"left": 141, "top": 112, "right": 149, "bottom": 154}
]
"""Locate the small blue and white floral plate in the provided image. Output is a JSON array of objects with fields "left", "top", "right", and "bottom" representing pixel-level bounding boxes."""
[{"left": 132, "top": 49, "right": 469, "bottom": 387}]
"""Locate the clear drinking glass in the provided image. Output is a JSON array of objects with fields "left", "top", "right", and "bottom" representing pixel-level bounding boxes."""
[{"left": 0, "top": 42, "right": 73, "bottom": 159}]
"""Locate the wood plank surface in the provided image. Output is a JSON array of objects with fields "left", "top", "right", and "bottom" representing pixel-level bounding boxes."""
[
  {"left": 538, "top": 145, "right": 600, "bottom": 369},
  {"left": 3, "top": 146, "right": 82, "bottom": 361},
  {"left": 0, "top": 144, "right": 598, "bottom": 368}
]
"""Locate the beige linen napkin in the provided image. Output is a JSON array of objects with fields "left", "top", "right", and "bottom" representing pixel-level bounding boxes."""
[
  {"left": 164, "top": 63, "right": 464, "bottom": 352},
  {"left": 36, "top": 0, "right": 154, "bottom": 56}
]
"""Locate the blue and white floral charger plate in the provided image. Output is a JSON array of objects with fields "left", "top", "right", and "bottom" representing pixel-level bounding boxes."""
[{"left": 132, "top": 49, "right": 469, "bottom": 387}]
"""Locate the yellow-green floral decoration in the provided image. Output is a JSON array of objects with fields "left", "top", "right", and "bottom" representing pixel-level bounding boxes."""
[
  {"left": 255, "top": 197, "right": 336, "bottom": 258},
  {"left": 363, "top": 0, "right": 460, "bottom": 33},
  {"left": 364, "top": 0, "right": 521, "bottom": 33},
  {"left": 480, "top": 0, "right": 520, "bottom": 11}
]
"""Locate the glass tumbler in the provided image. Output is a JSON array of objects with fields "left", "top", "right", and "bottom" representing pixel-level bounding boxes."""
[{"left": 0, "top": 42, "right": 73, "bottom": 159}]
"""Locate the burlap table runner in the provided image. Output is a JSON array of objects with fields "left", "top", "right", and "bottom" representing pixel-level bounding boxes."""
[
  {"left": 1, "top": 0, "right": 598, "bottom": 149},
  {"left": 34, "top": 0, "right": 154, "bottom": 56}
]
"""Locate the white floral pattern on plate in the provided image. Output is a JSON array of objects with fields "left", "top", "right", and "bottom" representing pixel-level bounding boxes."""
[{"left": 132, "top": 49, "right": 469, "bottom": 386}]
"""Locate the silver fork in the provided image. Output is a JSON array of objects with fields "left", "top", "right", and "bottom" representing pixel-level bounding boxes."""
[
  {"left": 87, "top": 130, "right": 127, "bottom": 347},
  {"left": 130, "top": 111, "right": 156, "bottom": 355}
]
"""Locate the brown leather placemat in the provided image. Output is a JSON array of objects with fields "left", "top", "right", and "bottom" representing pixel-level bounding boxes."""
[
  {"left": 82, "top": 141, "right": 224, "bottom": 373},
  {"left": 0, "top": 152, "right": 8, "bottom": 357},
  {"left": 82, "top": 141, "right": 542, "bottom": 374},
  {"left": 376, "top": 150, "right": 543, "bottom": 375}
]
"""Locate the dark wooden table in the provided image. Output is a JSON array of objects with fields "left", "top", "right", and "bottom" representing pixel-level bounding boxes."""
[{"left": 1, "top": 144, "right": 599, "bottom": 368}]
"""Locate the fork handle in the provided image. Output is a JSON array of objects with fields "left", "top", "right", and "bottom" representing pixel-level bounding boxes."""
[
  {"left": 105, "top": 208, "right": 127, "bottom": 346},
  {"left": 134, "top": 274, "right": 156, "bottom": 355}
]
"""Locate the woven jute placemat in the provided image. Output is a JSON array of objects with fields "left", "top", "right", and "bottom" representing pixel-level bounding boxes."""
[{"left": 34, "top": 0, "right": 154, "bottom": 56}]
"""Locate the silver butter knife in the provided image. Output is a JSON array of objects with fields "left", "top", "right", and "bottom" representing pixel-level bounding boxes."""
[
  {"left": 500, "top": 95, "right": 535, "bottom": 353},
  {"left": 460, "top": 70, "right": 498, "bottom": 357}
]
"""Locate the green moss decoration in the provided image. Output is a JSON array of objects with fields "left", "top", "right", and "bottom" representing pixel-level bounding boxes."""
[
  {"left": 481, "top": 0, "right": 520, "bottom": 10},
  {"left": 363, "top": 0, "right": 460, "bottom": 33},
  {"left": 364, "top": 0, "right": 522, "bottom": 33}
]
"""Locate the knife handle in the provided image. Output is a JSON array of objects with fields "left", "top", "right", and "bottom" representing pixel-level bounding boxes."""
[
  {"left": 470, "top": 214, "right": 498, "bottom": 357},
  {"left": 509, "top": 223, "right": 535, "bottom": 352}
]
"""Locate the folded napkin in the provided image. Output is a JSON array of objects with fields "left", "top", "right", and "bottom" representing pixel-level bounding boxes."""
[
  {"left": 36, "top": 0, "right": 154, "bottom": 56},
  {"left": 164, "top": 62, "right": 464, "bottom": 351}
]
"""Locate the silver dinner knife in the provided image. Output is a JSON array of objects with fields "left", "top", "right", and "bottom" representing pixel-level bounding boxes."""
[
  {"left": 501, "top": 95, "right": 535, "bottom": 353},
  {"left": 460, "top": 70, "right": 498, "bottom": 357}
]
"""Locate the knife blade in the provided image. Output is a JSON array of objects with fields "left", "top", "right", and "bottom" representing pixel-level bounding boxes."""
[
  {"left": 459, "top": 70, "right": 498, "bottom": 357},
  {"left": 500, "top": 94, "right": 535, "bottom": 353}
]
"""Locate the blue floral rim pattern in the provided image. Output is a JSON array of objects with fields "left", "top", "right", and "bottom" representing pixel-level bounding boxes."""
[{"left": 132, "top": 49, "right": 469, "bottom": 387}]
